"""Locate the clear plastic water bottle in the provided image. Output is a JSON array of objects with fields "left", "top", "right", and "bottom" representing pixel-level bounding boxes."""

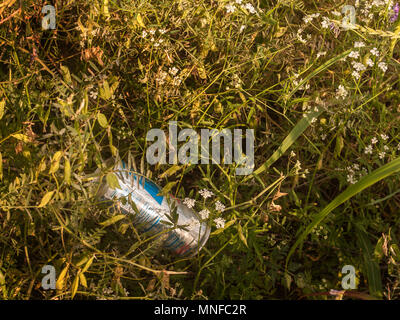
[{"left": 95, "top": 159, "right": 210, "bottom": 257}]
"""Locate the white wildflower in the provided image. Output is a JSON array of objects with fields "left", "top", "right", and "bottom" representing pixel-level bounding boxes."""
[
  {"left": 364, "top": 145, "right": 373, "bottom": 154},
  {"left": 366, "top": 58, "right": 374, "bottom": 67},
  {"left": 183, "top": 198, "right": 196, "bottom": 208},
  {"left": 199, "top": 189, "right": 214, "bottom": 199},
  {"left": 381, "top": 134, "right": 389, "bottom": 141},
  {"left": 336, "top": 85, "right": 348, "bottom": 99},
  {"left": 243, "top": 3, "right": 256, "bottom": 14},
  {"left": 370, "top": 47, "right": 380, "bottom": 56},
  {"left": 169, "top": 67, "right": 179, "bottom": 76},
  {"left": 215, "top": 201, "right": 225, "bottom": 212},
  {"left": 226, "top": 3, "right": 236, "bottom": 13},
  {"left": 89, "top": 91, "right": 98, "bottom": 99},
  {"left": 214, "top": 217, "right": 226, "bottom": 229},
  {"left": 199, "top": 209, "right": 210, "bottom": 220},
  {"left": 321, "top": 17, "right": 330, "bottom": 28},
  {"left": 354, "top": 41, "right": 365, "bottom": 48},
  {"left": 378, "top": 62, "right": 388, "bottom": 72},
  {"left": 352, "top": 71, "right": 360, "bottom": 79},
  {"left": 349, "top": 51, "right": 360, "bottom": 59}
]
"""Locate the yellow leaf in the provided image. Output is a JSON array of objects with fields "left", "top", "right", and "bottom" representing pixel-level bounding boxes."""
[
  {"left": 64, "top": 158, "right": 71, "bottom": 185},
  {"left": 197, "top": 66, "right": 207, "bottom": 79},
  {"left": 82, "top": 255, "right": 95, "bottom": 273},
  {"left": 0, "top": 269, "right": 6, "bottom": 299},
  {"left": 49, "top": 151, "right": 63, "bottom": 174},
  {"left": 103, "top": 0, "right": 110, "bottom": 18},
  {"left": 275, "top": 26, "right": 287, "bottom": 38},
  {"left": 136, "top": 13, "right": 145, "bottom": 28},
  {"left": 38, "top": 191, "right": 55, "bottom": 208},
  {"left": 38, "top": 157, "right": 47, "bottom": 172},
  {"left": 79, "top": 272, "right": 87, "bottom": 288},
  {"left": 76, "top": 256, "right": 89, "bottom": 267},
  {"left": 11, "top": 134, "right": 30, "bottom": 143},
  {"left": 0, "top": 99, "right": 5, "bottom": 120},
  {"left": 0, "top": 152, "right": 2, "bottom": 181},
  {"left": 71, "top": 272, "right": 80, "bottom": 299},
  {"left": 159, "top": 165, "right": 182, "bottom": 179},
  {"left": 56, "top": 264, "right": 69, "bottom": 290},
  {"left": 100, "top": 214, "right": 126, "bottom": 227}
]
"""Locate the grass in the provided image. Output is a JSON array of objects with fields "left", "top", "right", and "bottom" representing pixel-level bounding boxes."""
[{"left": 1, "top": 0, "right": 400, "bottom": 300}]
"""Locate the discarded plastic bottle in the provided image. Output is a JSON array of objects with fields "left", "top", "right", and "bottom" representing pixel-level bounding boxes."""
[{"left": 95, "top": 159, "right": 210, "bottom": 257}]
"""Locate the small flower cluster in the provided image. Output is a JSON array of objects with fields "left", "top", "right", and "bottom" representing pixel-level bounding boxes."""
[
  {"left": 141, "top": 28, "right": 167, "bottom": 48},
  {"left": 292, "top": 73, "right": 310, "bottom": 91},
  {"left": 225, "top": 1, "right": 257, "bottom": 15},
  {"left": 155, "top": 66, "right": 182, "bottom": 87},
  {"left": 181, "top": 189, "right": 227, "bottom": 229},
  {"left": 346, "top": 42, "right": 388, "bottom": 80},
  {"left": 346, "top": 163, "right": 368, "bottom": 184},
  {"left": 364, "top": 134, "right": 394, "bottom": 160}
]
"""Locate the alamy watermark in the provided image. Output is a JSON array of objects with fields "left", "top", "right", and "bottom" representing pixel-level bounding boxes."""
[
  {"left": 341, "top": 265, "right": 356, "bottom": 290},
  {"left": 341, "top": 5, "right": 356, "bottom": 30},
  {"left": 41, "top": 265, "right": 56, "bottom": 290},
  {"left": 42, "top": 5, "right": 56, "bottom": 30},
  {"left": 146, "top": 121, "right": 254, "bottom": 175}
]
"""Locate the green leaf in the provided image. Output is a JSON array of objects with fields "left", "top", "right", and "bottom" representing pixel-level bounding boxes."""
[
  {"left": 97, "top": 113, "right": 108, "bottom": 128},
  {"left": 334, "top": 134, "right": 344, "bottom": 158},
  {"left": 99, "top": 80, "right": 111, "bottom": 100},
  {"left": 38, "top": 191, "right": 55, "bottom": 208},
  {"left": 237, "top": 223, "right": 248, "bottom": 247},
  {"left": 286, "top": 156, "right": 400, "bottom": 269},
  {"left": 159, "top": 165, "right": 182, "bottom": 179},
  {"left": 60, "top": 65, "right": 72, "bottom": 84},
  {"left": 161, "top": 181, "right": 177, "bottom": 194},
  {"left": 106, "top": 172, "right": 121, "bottom": 189},
  {"left": 356, "top": 227, "right": 383, "bottom": 299},
  {"left": 100, "top": 214, "right": 126, "bottom": 227},
  {"left": 374, "top": 237, "right": 384, "bottom": 261}
]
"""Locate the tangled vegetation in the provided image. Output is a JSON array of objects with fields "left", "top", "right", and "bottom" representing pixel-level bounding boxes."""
[{"left": 1, "top": 0, "right": 400, "bottom": 300}]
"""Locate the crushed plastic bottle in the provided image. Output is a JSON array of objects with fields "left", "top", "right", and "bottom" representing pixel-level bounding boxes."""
[{"left": 95, "top": 159, "right": 210, "bottom": 257}]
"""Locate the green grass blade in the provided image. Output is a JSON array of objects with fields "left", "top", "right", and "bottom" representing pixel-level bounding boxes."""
[
  {"left": 286, "top": 156, "right": 400, "bottom": 268},
  {"left": 244, "top": 108, "right": 323, "bottom": 182},
  {"left": 355, "top": 226, "right": 383, "bottom": 299},
  {"left": 286, "top": 49, "right": 352, "bottom": 100}
]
